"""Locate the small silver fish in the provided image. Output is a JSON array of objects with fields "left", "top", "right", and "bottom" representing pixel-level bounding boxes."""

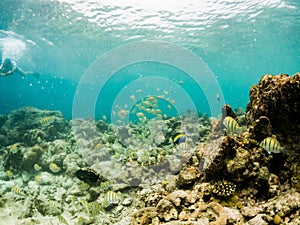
[
  {"left": 223, "top": 116, "right": 240, "bottom": 133},
  {"left": 259, "top": 137, "right": 284, "bottom": 154}
]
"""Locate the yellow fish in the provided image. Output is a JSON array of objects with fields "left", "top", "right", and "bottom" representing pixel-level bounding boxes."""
[
  {"left": 34, "top": 163, "right": 42, "bottom": 171},
  {"left": 173, "top": 134, "right": 187, "bottom": 145},
  {"left": 57, "top": 215, "right": 68, "bottom": 225},
  {"left": 41, "top": 116, "right": 55, "bottom": 125},
  {"left": 78, "top": 182, "right": 90, "bottom": 191},
  {"left": 260, "top": 137, "right": 284, "bottom": 154},
  {"left": 104, "top": 191, "right": 122, "bottom": 205},
  {"left": 49, "top": 162, "right": 61, "bottom": 173},
  {"left": 87, "top": 202, "right": 102, "bottom": 216},
  {"left": 6, "top": 170, "right": 14, "bottom": 178},
  {"left": 99, "top": 181, "right": 113, "bottom": 191},
  {"left": 223, "top": 116, "right": 240, "bottom": 133},
  {"left": 12, "top": 185, "right": 25, "bottom": 196}
]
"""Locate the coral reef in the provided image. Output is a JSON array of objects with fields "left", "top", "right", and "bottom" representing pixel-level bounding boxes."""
[
  {"left": 0, "top": 107, "right": 70, "bottom": 147},
  {"left": 130, "top": 73, "right": 300, "bottom": 225},
  {"left": 0, "top": 73, "right": 299, "bottom": 225},
  {"left": 246, "top": 73, "right": 300, "bottom": 142}
]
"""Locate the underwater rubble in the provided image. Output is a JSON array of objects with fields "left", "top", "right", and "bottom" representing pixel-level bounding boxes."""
[{"left": 0, "top": 73, "right": 299, "bottom": 224}]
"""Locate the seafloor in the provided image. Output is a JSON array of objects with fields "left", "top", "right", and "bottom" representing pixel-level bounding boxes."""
[{"left": 0, "top": 73, "right": 299, "bottom": 225}]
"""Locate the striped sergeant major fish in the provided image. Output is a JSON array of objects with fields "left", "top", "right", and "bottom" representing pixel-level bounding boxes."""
[
  {"left": 223, "top": 116, "right": 240, "bottom": 134},
  {"left": 259, "top": 137, "right": 284, "bottom": 154}
]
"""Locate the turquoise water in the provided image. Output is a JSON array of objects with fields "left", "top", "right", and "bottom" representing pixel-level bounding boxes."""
[{"left": 0, "top": 0, "right": 299, "bottom": 120}]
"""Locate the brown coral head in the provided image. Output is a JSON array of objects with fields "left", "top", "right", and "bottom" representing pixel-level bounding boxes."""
[
  {"left": 221, "top": 104, "right": 236, "bottom": 119},
  {"left": 246, "top": 73, "right": 300, "bottom": 140}
]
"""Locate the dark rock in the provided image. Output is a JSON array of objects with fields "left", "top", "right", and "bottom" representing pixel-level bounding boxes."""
[
  {"left": 176, "top": 166, "right": 201, "bottom": 187},
  {"left": 246, "top": 73, "right": 300, "bottom": 141},
  {"left": 96, "top": 120, "right": 109, "bottom": 132},
  {"left": 222, "top": 104, "right": 237, "bottom": 119},
  {"left": 248, "top": 116, "right": 273, "bottom": 142},
  {"left": 204, "top": 136, "right": 237, "bottom": 180}
]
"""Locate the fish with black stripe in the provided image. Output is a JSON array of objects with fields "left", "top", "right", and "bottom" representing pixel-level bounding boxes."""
[
  {"left": 223, "top": 116, "right": 240, "bottom": 134},
  {"left": 259, "top": 137, "right": 284, "bottom": 154}
]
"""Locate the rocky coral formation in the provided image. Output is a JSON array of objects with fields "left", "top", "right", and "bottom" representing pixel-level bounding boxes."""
[
  {"left": 132, "top": 185, "right": 231, "bottom": 225},
  {"left": 246, "top": 73, "right": 300, "bottom": 142},
  {"left": 131, "top": 73, "right": 300, "bottom": 225},
  {"left": 0, "top": 107, "right": 70, "bottom": 147}
]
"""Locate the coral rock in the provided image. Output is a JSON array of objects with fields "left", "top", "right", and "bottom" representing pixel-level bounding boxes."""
[
  {"left": 248, "top": 214, "right": 268, "bottom": 225},
  {"left": 165, "top": 190, "right": 188, "bottom": 207},
  {"left": 247, "top": 116, "right": 273, "bottom": 141},
  {"left": 198, "top": 136, "right": 237, "bottom": 180},
  {"left": 246, "top": 73, "right": 300, "bottom": 142},
  {"left": 226, "top": 147, "right": 250, "bottom": 182},
  {"left": 207, "top": 202, "right": 228, "bottom": 225},
  {"left": 132, "top": 207, "right": 158, "bottom": 225},
  {"left": 176, "top": 166, "right": 201, "bottom": 187},
  {"left": 156, "top": 199, "right": 178, "bottom": 221},
  {"left": 241, "top": 190, "right": 300, "bottom": 218}
]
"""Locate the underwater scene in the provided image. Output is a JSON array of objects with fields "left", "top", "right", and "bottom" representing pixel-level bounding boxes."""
[{"left": 0, "top": 0, "right": 299, "bottom": 224}]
